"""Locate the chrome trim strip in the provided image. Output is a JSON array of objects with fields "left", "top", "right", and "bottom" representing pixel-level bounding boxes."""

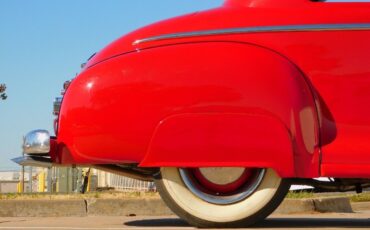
[
  {"left": 12, "top": 156, "right": 54, "bottom": 168},
  {"left": 133, "top": 23, "right": 370, "bottom": 45}
]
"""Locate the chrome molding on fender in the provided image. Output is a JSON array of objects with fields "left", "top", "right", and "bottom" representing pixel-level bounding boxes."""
[{"left": 133, "top": 23, "right": 370, "bottom": 45}]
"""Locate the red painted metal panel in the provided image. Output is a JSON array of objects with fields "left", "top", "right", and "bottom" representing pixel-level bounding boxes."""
[
  {"left": 140, "top": 113, "right": 296, "bottom": 178},
  {"left": 53, "top": 0, "right": 370, "bottom": 178},
  {"left": 58, "top": 42, "right": 319, "bottom": 178}
]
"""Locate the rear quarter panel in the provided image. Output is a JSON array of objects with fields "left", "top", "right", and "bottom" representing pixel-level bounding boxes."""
[{"left": 58, "top": 42, "right": 319, "bottom": 178}]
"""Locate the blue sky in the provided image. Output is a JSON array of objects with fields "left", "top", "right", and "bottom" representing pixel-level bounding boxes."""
[{"left": 0, "top": 0, "right": 223, "bottom": 170}]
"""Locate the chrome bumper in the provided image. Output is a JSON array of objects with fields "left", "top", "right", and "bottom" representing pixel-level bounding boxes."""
[
  {"left": 12, "top": 129, "right": 54, "bottom": 168},
  {"left": 22, "top": 130, "right": 50, "bottom": 154},
  {"left": 12, "top": 155, "right": 53, "bottom": 168}
]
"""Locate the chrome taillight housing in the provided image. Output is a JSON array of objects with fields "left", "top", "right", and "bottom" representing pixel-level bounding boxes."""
[
  {"left": 55, "top": 79, "right": 73, "bottom": 115},
  {"left": 53, "top": 97, "right": 62, "bottom": 135},
  {"left": 53, "top": 97, "right": 62, "bottom": 116},
  {"left": 53, "top": 79, "right": 73, "bottom": 135},
  {"left": 62, "top": 80, "right": 72, "bottom": 95}
]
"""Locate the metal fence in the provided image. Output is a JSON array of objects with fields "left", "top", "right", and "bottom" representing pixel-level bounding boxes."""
[
  {"left": 0, "top": 167, "right": 156, "bottom": 193},
  {"left": 96, "top": 170, "right": 156, "bottom": 192}
]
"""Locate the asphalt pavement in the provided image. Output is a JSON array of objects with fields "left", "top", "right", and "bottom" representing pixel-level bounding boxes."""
[{"left": 0, "top": 210, "right": 369, "bottom": 230}]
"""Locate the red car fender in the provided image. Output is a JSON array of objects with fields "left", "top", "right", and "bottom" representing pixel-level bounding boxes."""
[
  {"left": 137, "top": 42, "right": 321, "bottom": 178},
  {"left": 58, "top": 41, "right": 320, "bottom": 178},
  {"left": 141, "top": 113, "right": 296, "bottom": 177}
]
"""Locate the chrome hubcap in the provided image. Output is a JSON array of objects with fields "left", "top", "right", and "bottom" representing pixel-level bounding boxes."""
[
  {"left": 198, "top": 167, "right": 246, "bottom": 185},
  {"left": 179, "top": 167, "right": 265, "bottom": 205}
]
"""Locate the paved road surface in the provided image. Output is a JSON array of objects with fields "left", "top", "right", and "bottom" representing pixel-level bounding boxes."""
[{"left": 0, "top": 204, "right": 369, "bottom": 230}]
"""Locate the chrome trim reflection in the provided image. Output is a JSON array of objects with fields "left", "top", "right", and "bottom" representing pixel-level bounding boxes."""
[
  {"left": 12, "top": 155, "right": 53, "bottom": 168},
  {"left": 179, "top": 168, "right": 266, "bottom": 205},
  {"left": 23, "top": 130, "right": 50, "bottom": 154},
  {"left": 53, "top": 97, "right": 62, "bottom": 115},
  {"left": 134, "top": 23, "right": 370, "bottom": 45}
]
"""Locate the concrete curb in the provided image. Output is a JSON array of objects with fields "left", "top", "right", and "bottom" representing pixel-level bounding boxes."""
[
  {"left": 351, "top": 201, "right": 370, "bottom": 212},
  {"left": 0, "top": 197, "right": 352, "bottom": 217},
  {"left": 275, "top": 197, "right": 353, "bottom": 214},
  {"left": 313, "top": 197, "right": 353, "bottom": 213},
  {"left": 0, "top": 200, "right": 87, "bottom": 217},
  {"left": 86, "top": 198, "right": 173, "bottom": 216},
  {"left": 274, "top": 199, "right": 315, "bottom": 214}
]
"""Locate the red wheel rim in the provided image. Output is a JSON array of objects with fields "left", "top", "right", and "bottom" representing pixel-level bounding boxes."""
[{"left": 191, "top": 168, "right": 254, "bottom": 194}]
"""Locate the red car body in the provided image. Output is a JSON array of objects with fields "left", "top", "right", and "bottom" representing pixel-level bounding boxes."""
[
  {"left": 14, "top": 0, "right": 370, "bottom": 226},
  {"left": 52, "top": 0, "right": 370, "bottom": 179}
]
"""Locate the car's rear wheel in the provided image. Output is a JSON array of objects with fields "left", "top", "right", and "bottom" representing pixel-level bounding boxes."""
[{"left": 154, "top": 167, "right": 290, "bottom": 228}]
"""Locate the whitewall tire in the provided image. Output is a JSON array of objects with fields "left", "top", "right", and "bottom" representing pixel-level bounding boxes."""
[{"left": 155, "top": 167, "right": 290, "bottom": 228}]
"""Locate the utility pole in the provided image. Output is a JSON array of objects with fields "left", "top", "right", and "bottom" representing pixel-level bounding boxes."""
[
  {"left": 21, "top": 152, "right": 25, "bottom": 193},
  {"left": 29, "top": 166, "right": 33, "bottom": 193},
  {"left": 47, "top": 167, "right": 52, "bottom": 193}
]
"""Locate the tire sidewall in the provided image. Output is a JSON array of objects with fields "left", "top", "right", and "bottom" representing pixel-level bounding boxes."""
[{"left": 155, "top": 167, "right": 289, "bottom": 227}]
